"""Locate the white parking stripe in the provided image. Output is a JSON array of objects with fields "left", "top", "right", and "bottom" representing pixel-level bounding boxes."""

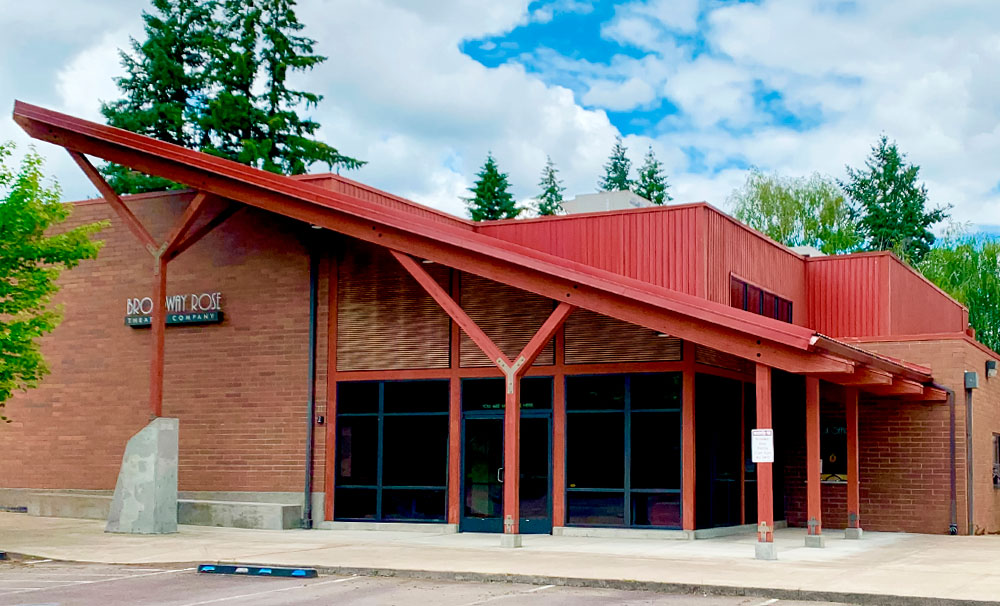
[
  {"left": 3, "top": 566, "right": 196, "bottom": 596},
  {"left": 754, "top": 599, "right": 780, "bottom": 606},
  {"left": 173, "top": 575, "right": 359, "bottom": 606},
  {"left": 526, "top": 584, "right": 555, "bottom": 592}
]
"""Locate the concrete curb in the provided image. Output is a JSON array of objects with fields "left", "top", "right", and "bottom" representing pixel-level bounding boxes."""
[{"left": 299, "top": 565, "right": 1000, "bottom": 606}]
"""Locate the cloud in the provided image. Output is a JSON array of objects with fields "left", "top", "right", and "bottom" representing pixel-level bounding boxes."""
[{"left": 581, "top": 76, "right": 656, "bottom": 111}]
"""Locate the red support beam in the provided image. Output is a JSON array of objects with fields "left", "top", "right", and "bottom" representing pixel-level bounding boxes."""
[
  {"left": 805, "top": 376, "right": 824, "bottom": 546},
  {"left": 551, "top": 328, "right": 566, "bottom": 528},
  {"left": 323, "top": 254, "right": 338, "bottom": 521},
  {"left": 447, "top": 270, "right": 462, "bottom": 526},
  {"left": 516, "top": 302, "right": 574, "bottom": 369},
  {"left": 149, "top": 256, "right": 167, "bottom": 418},
  {"left": 391, "top": 250, "right": 509, "bottom": 367},
  {"left": 68, "top": 151, "right": 158, "bottom": 253},
  {"left": 755, "top": 363, "right": 775, "bottom": 558},
  {"left": 161, "top": 191, "right": 210, "bottom": 257},
  {"left": 682, "top": 341, "right": 696, "bottom": 532},
  {"left": 503, "top": 375, "right": 522, "bottom": 536},
  {"left": 846, "top": 387, "right": 862, "bottom": 537}
]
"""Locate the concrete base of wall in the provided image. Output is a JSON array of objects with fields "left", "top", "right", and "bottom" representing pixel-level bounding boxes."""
[
  {"left": 692, "top": 521, "right": 788, "bottom": 540},
  {"left": 314, "top": 521, "right": 459, "bottom": 533},
  {"left": 106, "top": 418, "right": 179, "bottom": 534},
  {"left": 553, "top": 526, "right": 691, "bottom": 540},
  {"left": 18, "top": 490, "right": 314, "bottom": 530}
]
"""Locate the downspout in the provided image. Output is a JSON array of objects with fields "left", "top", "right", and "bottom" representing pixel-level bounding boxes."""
[
  {"left": 938, "top": 383, "right": 958, "bottom": 535},
  {"left": 302, "top": 246, "right": 320, "bottom": 529},
  {"left": 966, "top": 380, "right": 975, "bottom": 536}
]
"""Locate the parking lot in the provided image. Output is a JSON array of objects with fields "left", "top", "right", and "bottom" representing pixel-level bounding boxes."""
[{"left": 0, "top": 559, "right": 853, "bottom": 606}]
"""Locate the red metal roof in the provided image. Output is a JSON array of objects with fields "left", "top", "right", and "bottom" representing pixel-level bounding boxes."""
[{"left": 12, "top": 100, "right": 933, "bottom": 385}]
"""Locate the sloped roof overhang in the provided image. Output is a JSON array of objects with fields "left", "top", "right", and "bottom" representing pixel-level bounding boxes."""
[{"left": 12, "top": 100, "right": 932, "bottom": 386}]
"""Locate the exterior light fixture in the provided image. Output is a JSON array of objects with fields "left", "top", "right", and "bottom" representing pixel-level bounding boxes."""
[
  {"left": 656, "top": 332, "right": 671, "bottom": 337},
  {"left": 987, "top": 360, "right": 997, "bottom": 378},
  {"left": 309, "top": 224, "right": 322, "bottom": 230},
  {"left": 421, "top": 259, "right": 434, "bottom": 264}
]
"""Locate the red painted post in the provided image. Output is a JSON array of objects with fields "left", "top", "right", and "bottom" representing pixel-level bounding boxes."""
[
  {"left": 149, "top": 256, "right": 167, "bottom": 418},
  {"left": 503, "top": 375, "right": 521, "bottom": 537},
  {"left": 682, "top": 341, "right": 696, "bottom": 532},
  {"left": 845, "top": 387, "right": 862, "bottom": 538},
  {"left": 755, "top": 363, "right": 775, "bottom": 559},
  {"left": 551, "top": 329, "right": 566, "bottom": 528},
  {"left": 324, "top": 255, "right": 338, "bottom": 522},
  {"left": 447, "top": 270, "right": 462, "bottom": 526},
  {"left": 805, "top": 376, "right": 824, "bottom": 547}
]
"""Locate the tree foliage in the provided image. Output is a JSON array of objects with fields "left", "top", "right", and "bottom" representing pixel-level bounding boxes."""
[
  {"left": 842, "top": 135, "right": 948, "bottom": 263},
  {"left": 919, "top": 231, "right": 1000, "bottom": 353},
  {"left": 100, "top": 0, "right": 216, "bottom": 193},
  {"left": 0, "top": 144, "right": 106, "bottom": 420},
  {"left": 633, "top": 146, "right": 671, "bottom": 205},
  {"left": 535, "top": 156, "right": 565, "bottom": 216},
  {"left": 101, "top": 0, "right": 363, "bottom": 194},
  {"left": 730, "top": 170, "right": 860, "bottom": 255},
  {"left": 466, "top": 154, "right": 519, "bottom": 221},
  {"left": 598, "top": 135, "right": 632, "bottom": 192}
]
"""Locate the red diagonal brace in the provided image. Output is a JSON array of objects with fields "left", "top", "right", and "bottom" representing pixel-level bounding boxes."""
[
  {"left": 392, "top": 250, "right": 574, "bottom": 536},
  {"left": 69, "top": 151, "right": 158, "bottom": 253}
]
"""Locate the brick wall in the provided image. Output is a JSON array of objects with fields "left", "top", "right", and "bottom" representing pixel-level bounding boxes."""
[{"left": 0, "top": 194, "right": 326, "bottom": 494}]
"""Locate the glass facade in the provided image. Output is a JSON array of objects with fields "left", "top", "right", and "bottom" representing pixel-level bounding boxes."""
[
  {"left": 335, "top": 380, "right": 449, "bottom": 522},
  {"left": 565, "top": 373, "right": 682, "bottom": 528}
]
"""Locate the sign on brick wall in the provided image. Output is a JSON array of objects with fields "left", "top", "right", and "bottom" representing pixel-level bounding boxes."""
[{"left": 125, "top": 292, "right": 223, "bottom": 327}]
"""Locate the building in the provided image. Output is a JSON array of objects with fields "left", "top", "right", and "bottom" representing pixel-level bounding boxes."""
[{"left": 4, "top": 102, "right": 1000, "bottom": 556}]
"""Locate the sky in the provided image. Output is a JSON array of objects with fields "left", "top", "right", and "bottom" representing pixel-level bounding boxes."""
[{"left": 3, "top": 0, "right": 1000, "bottom": 228}]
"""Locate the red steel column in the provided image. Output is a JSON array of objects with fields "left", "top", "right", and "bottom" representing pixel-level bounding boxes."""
[
  {"left": 755, "top": 363, "right": 775, "bottom": 559},
  {"left": 682, "top": 341, "right": 696, "bottom": 532},
  {"left": 502, "top": 375, "right": 521, "bottom": 537},
  {"left": 323, "top": 255, "right": 338, "bottom": 521},
  {"left": 150, "top": 256, "right": 167, "bottom": 418},
  {"left": 447, "top": 271, "right": 462, "bottom": 526},
  {"left": 805, "top": 376, "right": 824, "bottom": 547},
  {"left": 551, "top": 329, "right": 567, "bottom": 528},
  {"left": 846, "top": 387, "right": 862, "bottom": 538}
]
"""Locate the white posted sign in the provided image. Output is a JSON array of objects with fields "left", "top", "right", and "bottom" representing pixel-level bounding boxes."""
[{"left": 750, "top": 429, "right": 774, "bottom": 463}]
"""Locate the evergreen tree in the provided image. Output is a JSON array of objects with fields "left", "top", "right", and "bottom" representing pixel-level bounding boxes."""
[
  {"left": 0, "top": 144, "right": 106, "bottom": 420},
  {"left": 100, "top": 0, "right": 216, "bottom": 193},
  {"left": 535, "top": 156, "right": 565, "bottom": 216},
  {"left": 841, "top": 135, "right": 949, "bottom": 263},
  {"left": 633, "top": 146, "right": 671, "bottom": 205},
  {"left": 465, "top": 154, "right": 519, "bottom": 221},
  {"left": 598, "top": 135, "right": 632, "bottom": 191},
  {"left": 201, "top": 0, "right": 364, "bottom": 174}
]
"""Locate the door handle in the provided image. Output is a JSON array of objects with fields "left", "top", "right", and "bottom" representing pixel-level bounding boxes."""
[{"left": 497, "top": 467, "right": 504, "bottom": 483}]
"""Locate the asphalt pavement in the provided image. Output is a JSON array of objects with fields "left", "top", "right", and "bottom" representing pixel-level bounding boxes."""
[{"left": 0, "top": 560, "right": 852, "bottom": 606}]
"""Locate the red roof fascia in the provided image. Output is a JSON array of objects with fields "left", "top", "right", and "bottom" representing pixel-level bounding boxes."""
[{"left": 11, "top": 101, "right": 927, "bottom": 381}]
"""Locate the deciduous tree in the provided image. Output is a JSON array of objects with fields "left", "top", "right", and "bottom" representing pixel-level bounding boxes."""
[
  {"left": 730, "top": 170, "right": 860, "bottom": 255},
  {"left": 0, "top": 144, "right": 106, "bottom": 420}
]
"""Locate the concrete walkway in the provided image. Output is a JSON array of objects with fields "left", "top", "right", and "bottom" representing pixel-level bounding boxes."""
[{"left": 2, "top": 513, "right": 999, "bottom": 604}]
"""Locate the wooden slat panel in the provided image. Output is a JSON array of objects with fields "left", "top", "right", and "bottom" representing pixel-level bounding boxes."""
[
  {"left": 694, "top": 344, "right": 751, "bottom": 374},
  {"left": 459, "top": 273, "right": 555, "bottom": 367},
  {"left": 338, "top": 241, "right": 450, "bottom": 371},
  {"left": 565, "top": 308, "right": 681, "bottom": 364}
]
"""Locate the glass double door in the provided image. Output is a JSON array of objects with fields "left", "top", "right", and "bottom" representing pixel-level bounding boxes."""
[{"left": 461, "top": 414, "right": 551, "bottom": 534}]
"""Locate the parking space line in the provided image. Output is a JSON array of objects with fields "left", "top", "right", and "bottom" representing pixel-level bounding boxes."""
[
  {"left": 2, "top": 566, "right": 197, "bottom": 596},
  {"left": 526, "top": 585, "right": 555, "bottom": 593},
  {"left": 173, "top": 575, "right": 360, "bottom": 606},
  {"left": 754, "top": 599, "right": 779, "bottom": 606}
]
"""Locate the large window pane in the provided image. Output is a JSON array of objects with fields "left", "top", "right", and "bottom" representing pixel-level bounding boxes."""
[
  {"left": 631, "top": 411, "right": 681, "bottom": 489},
  {"left": 567, "top": 375, "right": 625, "bottom": 410},
  {"left": 336, "top": 416, "right": 378, "bottom": 485},
  {"left": 567, "top": 491, "right": 625, "bottom": 526},
  {"left": 567, "top": 412, "right": 624, "bottom": 489},
  {"left": 630, "top": 374, "right": 681, "bottom": 410},
  {"left": 384, "top": 380, "right": 448, "bottom": 413},
  {"left": 631, "top": 493, "right": 680, "bottom": 527},
  {"left": 337, "top": 381, "right": 379, "bottom": 414},
  {"left": 462, "top": 379, "right": 504, "bottom": 412},
  {"left": 334, "top": 487, "right": 376, "bottom": 519},
  {"left": 382, "top": 415, "right": 448, "bottom": 487},
  {"left": 382, "top": 488, "right": 446, "bottom": 521},
  {"left": 521, "top": 377, "right": 553, "bottom": 410}
]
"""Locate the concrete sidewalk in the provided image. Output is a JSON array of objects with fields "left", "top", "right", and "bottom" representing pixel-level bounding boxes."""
[{"left": 1, "top": 513, "right": 998, "bottom": 604}]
